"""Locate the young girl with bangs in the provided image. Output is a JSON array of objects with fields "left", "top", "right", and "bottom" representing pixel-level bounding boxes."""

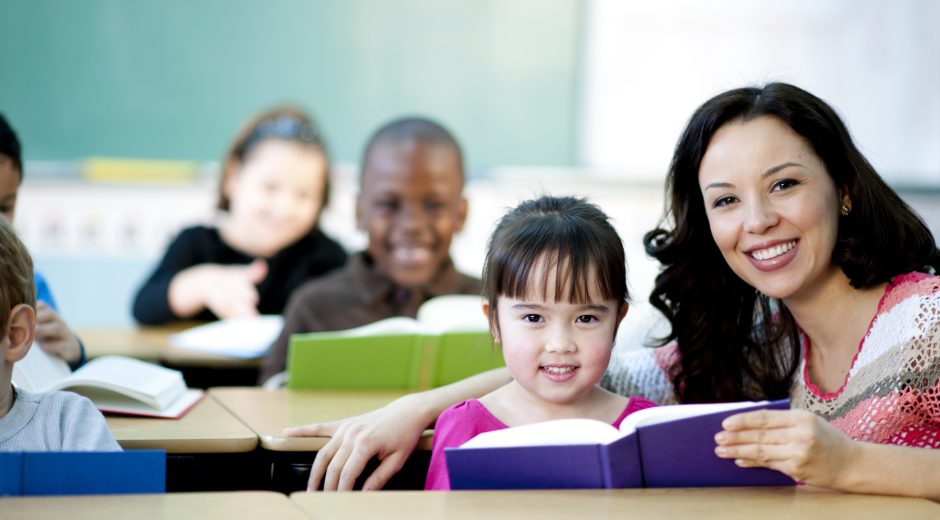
[{"left": 424, "top": 195, "right": 656, "bottom": 490}]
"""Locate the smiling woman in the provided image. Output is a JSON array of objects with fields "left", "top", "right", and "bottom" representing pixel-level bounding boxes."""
[
  {"left": 698, "top": 116, "right": 848, "bottom": 303},
  {"left": 283, "top": 84, "right": 940, "bottom": 498},
  {"left": 632, "top": 82, "right": 940, "bottom": 498},
  {"left": 642, "top": 83, "right": 939, "bottom": 406}
]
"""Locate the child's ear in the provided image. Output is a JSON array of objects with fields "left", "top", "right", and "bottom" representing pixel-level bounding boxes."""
[
  {"left": 617, "top": 302, "right": 629, "bottom": 323},
  {"left": 221, "top": 159, "right": 241, "bottom": 201},
  {"left": 454, "top": 196, "right": 468, "bottom": 233},
  {"left": 4, "top": 304, "right": 36, "bottom": 363},
  {"left": 354, "top": 194, "right": 366, "bottom": 231},
  {"left": 482, "top": 301, "right": 500, "bottom": 343},
  {"left": 610, "top": 303, "right": 629, "bottom": 345}
]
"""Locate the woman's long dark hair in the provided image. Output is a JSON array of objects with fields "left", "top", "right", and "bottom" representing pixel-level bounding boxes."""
[{"left": 645, "top": 82, "right": 940, "bottom": 403}]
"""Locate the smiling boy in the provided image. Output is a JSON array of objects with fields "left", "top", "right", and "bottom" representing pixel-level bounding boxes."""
[{"left": 258, "top": 117, "right": 481, "bottom": 384}]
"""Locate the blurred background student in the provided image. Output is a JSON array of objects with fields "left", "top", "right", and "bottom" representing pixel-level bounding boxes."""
[
  {"left": 259, "top": 117, "right": 480, "bottom": 385},
  {"left": 132, "top": 106, "right": 347, "bottom": 325},
  {"left": 0, "top": 114, "right": 85, "bottom": 369}
]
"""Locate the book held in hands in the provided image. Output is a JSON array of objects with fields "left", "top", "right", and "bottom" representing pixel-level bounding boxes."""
[
  {"left": 445, "top": 399, "right": 794, "bottom": 489},
  {"left": 287, "top": 295, "right": 504, "bottom": 389},
  {"left": 12, "top": 344, "right": 203, "bottom": 419}
]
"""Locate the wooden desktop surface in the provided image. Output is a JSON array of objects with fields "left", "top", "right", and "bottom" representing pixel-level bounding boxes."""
[
  {"left": 209, "top": 387, "right": 434, "bottom": 452},
  {"left": 77, "top": 325, "right": 261, "bottom": 367},
  {"left": 0, "top": 492, "right": 308, "bottom": 520},
  {"left": 290, "top": 487, "right": 940, "bottom": 520},
  {"left": 106, "top": 393, "right": 258, "bottom": 453}
]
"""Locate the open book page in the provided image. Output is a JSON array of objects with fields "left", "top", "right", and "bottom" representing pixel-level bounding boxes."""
[
  {"left": 415, "top": 294, "right": 488, "bottom": 333},
  {"left": 335, "top": 316, "right": 426, "bottom": 337},
  {"left": 54, "top": 356, "right": 187, "bottom": 410},
  {"left": 295, "top": 295, "right": 487, "bottom": 339},
  {"left": 11, "top": 342, "right": 72, "bottom": 393},
  {"left": 618, "top": 400, "right": 769, "bottom": 434},
  {"left": 169, "top": 315, "right": 284, "bottom": 358},
  {"left": 460, "top": 418, "right": 625, "bottom": 449},
  {"left": 458, "top": 400, "right": 773, "bottom": 449},
  {"left": 78, "top": 387, "right": 204, "bottom": 419}
]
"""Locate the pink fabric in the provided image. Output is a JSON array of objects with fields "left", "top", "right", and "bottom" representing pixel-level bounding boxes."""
[
  {"left": 793, "top": 272, "right": 940, "bottom": 448},
  {"left": 424, "top": 396, "right": 657, "bottom": 490}
]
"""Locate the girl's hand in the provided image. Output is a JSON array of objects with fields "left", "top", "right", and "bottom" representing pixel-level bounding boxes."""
[
  {"left": 714, "top": 409, "right": 858, "bottom": 489},
  {"left": 35, "top": 302, "right": 82, "bottom": 364},
  {"left": 284, "top": 394, "right": 429, "bottom": 491},
  {"left": 172, "top": 260, "right": 268, "bottom": 319}
]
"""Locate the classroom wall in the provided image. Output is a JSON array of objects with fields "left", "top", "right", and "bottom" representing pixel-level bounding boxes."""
[
  {"left": 16, "top": 175, "right": 940, "bottom": 340},
  {"left": 580, "top": 0, "right": 940, "bottom": 187},
  {"left": 0, "top": 0, "right": 581, "bottom": 173},
  {"left": 5, "top": 1, "right": 939, "bottom": 333}
]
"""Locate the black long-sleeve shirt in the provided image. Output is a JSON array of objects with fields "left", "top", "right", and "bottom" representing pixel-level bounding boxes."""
[{"left": 132, "top": 225, "right": 347, "bottom": 325}]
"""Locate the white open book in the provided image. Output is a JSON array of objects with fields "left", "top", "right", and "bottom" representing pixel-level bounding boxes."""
[
  {"left": 460, "top": 401, "right": 772, "bottom": 448},
  {"left": 12, "top": 344, "right": 204, "bottom": 418},
  {"left": 169, "top": 315, "right": 284, "bottom": 358},
  {"left": 307, "top": 294, "right": 488, "bottom": 338}
]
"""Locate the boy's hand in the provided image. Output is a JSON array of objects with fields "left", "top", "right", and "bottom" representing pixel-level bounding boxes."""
[{"left": 35, "top": 301, "right": 82, "bottom": 364}]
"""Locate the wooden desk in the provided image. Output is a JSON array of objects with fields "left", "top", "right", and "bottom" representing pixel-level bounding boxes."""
[
  {"left": 210, "top": 387, "right": 433, "bottom": 491},
  {"left": 209, "top": 387, "right": 433, "bottom": 452},
  {"left": 290, "top": 487, "right": 940, "bottom": 520},
  {"left": 78, "top": 326, "right": 263, "bottom": 388},
  {"left": 77, "top": 325, "right": 260, "bottom": 368},
  {"left": 107, "top": 396, "right": 263, "bottom": 492},
  {"left": 107, "top": 394, "right": 258, "bottom": 453},
  {"left": 0, "top": 491, "right": 308, "bottom": 520}
]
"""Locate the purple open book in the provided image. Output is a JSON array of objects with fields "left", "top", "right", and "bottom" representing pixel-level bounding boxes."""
[{"left": 445, "top": 399, "right": 793, "bottom": 489}]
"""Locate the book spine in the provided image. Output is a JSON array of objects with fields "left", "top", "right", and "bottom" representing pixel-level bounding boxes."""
[
  {"left": 600, "top": 434, "right": 644, "bottom": 488},
  {"left": 0, "top": 453, "right": 24, "bottom": 495}
]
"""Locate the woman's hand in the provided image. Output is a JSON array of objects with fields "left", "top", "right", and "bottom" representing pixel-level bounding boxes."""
[
  {"left": 35, "top": 302, "right": 82, "bottom": 364},
  {"left": 284, "top": 394, "right": 432, "bottom": 491},
  {"left": 714, "top": 409, "right": 858, "bottom": 489}
]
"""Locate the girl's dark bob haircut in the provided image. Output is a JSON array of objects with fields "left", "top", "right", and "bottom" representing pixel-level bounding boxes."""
[{"left": 482, "top": 195, "right": 628, "bottom": 332}]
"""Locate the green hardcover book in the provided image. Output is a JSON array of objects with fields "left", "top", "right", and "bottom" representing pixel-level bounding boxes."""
[
  {"left": 427, "top": 331, "right": 503, "bottom": 387},
  {"left": 287, "top": 295, "right": 504, "bottom": 390}
]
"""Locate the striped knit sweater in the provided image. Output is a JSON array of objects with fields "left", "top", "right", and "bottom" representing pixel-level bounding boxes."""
[{"left": 603, "top": 272, "right": 940, "bottom": 448}]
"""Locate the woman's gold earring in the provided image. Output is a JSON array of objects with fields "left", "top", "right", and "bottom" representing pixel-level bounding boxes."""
[{"left": 840, "top": 203, "right": 851, "bottom": 216}]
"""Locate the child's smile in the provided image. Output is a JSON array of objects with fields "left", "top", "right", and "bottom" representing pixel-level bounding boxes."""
[
  {"left": 357, "top": 140, "right": 467, "bottom": 289},
  {"left": 541, "top": 363, "right": 578, "bottom": 382}
]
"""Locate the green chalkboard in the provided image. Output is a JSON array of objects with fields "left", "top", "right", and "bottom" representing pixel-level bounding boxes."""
[{"left": 0, "top": 0, "right": 581, "bottom": 173}]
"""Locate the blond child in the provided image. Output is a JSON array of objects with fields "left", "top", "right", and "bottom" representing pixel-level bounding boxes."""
[{"left": 0, "top": 216, "right": 119, "bottom": 450}]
